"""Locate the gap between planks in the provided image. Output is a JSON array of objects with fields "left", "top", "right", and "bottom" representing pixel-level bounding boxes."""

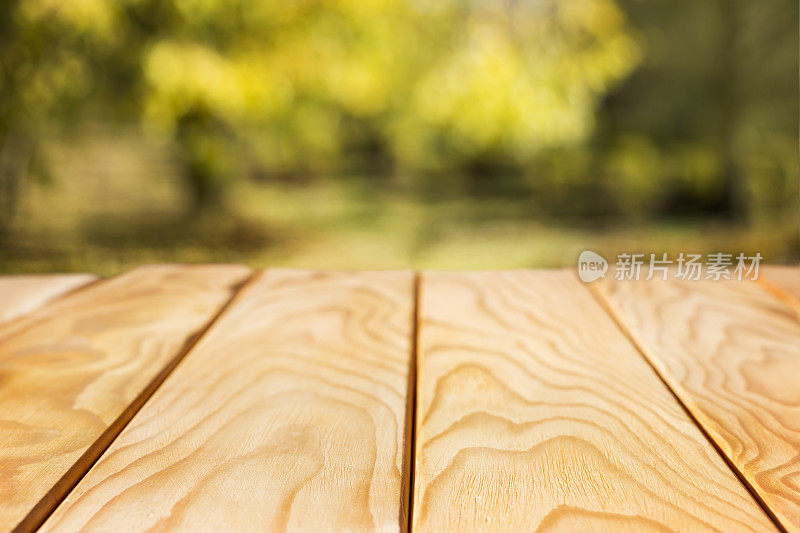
[
  {"left": 403, "top": 273, "right": 420, "bottom": 533},
  {"left": 11, "top": 269, "right": 259, "bottom": 533}
]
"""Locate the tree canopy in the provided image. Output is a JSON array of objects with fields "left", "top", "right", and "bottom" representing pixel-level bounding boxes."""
[
  {"left": 0, "top": 0, "right": 795, "bottom": 226},
  {"left": 3, "top": 0, "right": 641, "bottom": 209}
]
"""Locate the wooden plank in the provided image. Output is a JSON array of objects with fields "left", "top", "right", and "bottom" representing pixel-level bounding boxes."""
[
  {"left": 0, "top": 274, "right": 97, "bottom": 326},
  {"left": 413, "top": 270, "right": 775, "bottom": 532},
  {"left": 595, "top": 275, "right": 800, "bottom": 531},
  {"left": 42, "top": 269, "right": 416, "bottom": 532},
  {"left": 761, "top": 265, "right": 800, "bottom": 297},
  {"left": 760, "top": 266, "right": 800, "bottom": 313},
  {"left": 0, "top": 264, "right": 250, "bottom": 532}
]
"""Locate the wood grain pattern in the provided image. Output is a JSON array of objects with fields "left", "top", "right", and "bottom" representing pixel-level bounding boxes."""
[
  {"left": 0, "top": 264, "right": 250, "bottom": 532},
  {"left": 595, "top": 275, "right": 800, "bottom": 531},
  {"left": 0, "top": 274, "right": 96, "bottom": 326},
  {"left": 414, "top": 270, "right": 774, "bottom": 532},
  {"left": 760, "top": 266, "right": 800, "bottom": 313},
  {"left": 43, "top": 269, "right": 416, "bottom": 533}
]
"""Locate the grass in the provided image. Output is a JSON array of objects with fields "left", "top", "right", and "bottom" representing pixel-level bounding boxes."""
[{"left": 1, "top": 133, "right": 797, "bottom": 275}]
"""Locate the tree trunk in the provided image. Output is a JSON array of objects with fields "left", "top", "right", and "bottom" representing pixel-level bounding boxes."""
[{"left": 184, "top": 163, "right": 225, "bottom": 216}]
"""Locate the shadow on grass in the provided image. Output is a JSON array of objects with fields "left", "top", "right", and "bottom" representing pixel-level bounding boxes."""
[
  {"left": 0, "top": 211, "right": 290, "bottom": 274},
  {"left": 81, "top": 211, "right": 282, "bottom": 253},
  {"left": 0, "top": 241, "right": 77, "bottom": 273}
]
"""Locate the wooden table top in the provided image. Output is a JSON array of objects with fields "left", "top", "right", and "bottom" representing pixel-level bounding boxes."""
[{"left": 0, "top": 265, "right": 798, "bottom": 532}]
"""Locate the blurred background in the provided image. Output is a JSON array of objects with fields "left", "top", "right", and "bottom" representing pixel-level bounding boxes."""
[{"left": 0, "top": 0, "right": 796, "bottom": 275}]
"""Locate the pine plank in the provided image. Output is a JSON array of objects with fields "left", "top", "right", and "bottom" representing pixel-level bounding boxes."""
[
  {"left": 761, "top": 265, "right": 800, "bottom": 296},
  {"left": 760, "top": 265, "right": 800, "bottom": 312},
  {"left": 595, "top": 275, "right": 800, "bottom": 531},
  {"left": 43, "top": 269, "right": 416, "bottom": 532},
  {"left": 0, "top": 264, "right": 250, "bottom": 532},
  {"left": 413, "top": 270, "right": 775, "bottom": 532},
  {"left": 0, "top": 274, "right": 97, "bottom": 326}
]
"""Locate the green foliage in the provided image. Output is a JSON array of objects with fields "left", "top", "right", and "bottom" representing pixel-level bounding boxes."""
[
  {"left": 2, "top": 0, "right": 641, "bottom": 210},
  {"left": 0, "top": 0, "right": 796, "bottom": 230},
  {"left": 603, "top": 0, "right": 798, "bottom": 221}
]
